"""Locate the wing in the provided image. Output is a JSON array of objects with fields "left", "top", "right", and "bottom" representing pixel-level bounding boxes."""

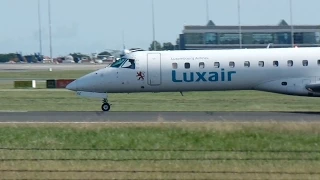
[{"left": 305, "top": 83, "right": 320, "bottom": 93}]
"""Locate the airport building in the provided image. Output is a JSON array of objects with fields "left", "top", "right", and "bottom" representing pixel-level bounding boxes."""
[{"left": 177, "top": 19, "right": 320, "bottom": 50}]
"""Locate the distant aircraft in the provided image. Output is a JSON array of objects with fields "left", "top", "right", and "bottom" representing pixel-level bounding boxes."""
[{"left": 66, "top": 47, "right": 320, "bottom": 111}]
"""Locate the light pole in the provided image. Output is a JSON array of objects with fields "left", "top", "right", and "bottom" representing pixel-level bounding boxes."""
[
  {"left": 122, "top": 30, "right": 125, "bottom": 49},
  {"left": 238, "top": 0, "right": 242, "bottom": 49},
  {"left": 48, "top": 0, "right": 52, "bottom": 59},
  {"left": 289, "top": 0, "right": 294, "bottom": 47},
  {"left": 38, "top": 0, "right": 42, "bottom": 55},
  {"left": 152, "top": 0, "right": 156, "bottom": 51},
  {"left": 206, "top": 0, "right": 209, "bottom": 23}
]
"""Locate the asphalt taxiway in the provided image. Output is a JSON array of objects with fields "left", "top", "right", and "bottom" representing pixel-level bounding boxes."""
[{"left": 0, "top": 111, "right": 319, "bottom": 123}]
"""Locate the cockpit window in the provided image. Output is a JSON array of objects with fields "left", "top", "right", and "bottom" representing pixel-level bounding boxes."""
[
  {"left": 109, "top": 57, "right": 135, "bottom": 69},
  {"left": 121, "top": 59, "right": 135, "bottom": 69},
  {"left": 110, "top": 58, "right": 127, "bottom": 68}
]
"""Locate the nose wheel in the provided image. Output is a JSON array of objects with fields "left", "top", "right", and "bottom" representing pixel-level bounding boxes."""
[{"left": 101, "top": 99, "right": 111, "bottom": 111}]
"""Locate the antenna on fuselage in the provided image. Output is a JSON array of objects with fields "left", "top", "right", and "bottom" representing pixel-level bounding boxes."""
[
  {"left": 266, "top": 43, "right": 273, "bottom": 49},
  {"left": 179, "top": 91, "right": 184, "bottom": 96}
]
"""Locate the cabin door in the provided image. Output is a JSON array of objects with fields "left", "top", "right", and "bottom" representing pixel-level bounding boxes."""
[{"left": 147, "top": 53, "right": 161, "bottom": 86}]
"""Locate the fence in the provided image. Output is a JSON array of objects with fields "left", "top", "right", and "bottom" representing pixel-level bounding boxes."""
[
  {"left": 13, "top": 80, "right": 36, "bottom": 88},
  {"left": 12, "top": 79, "right": 75, "bottom": 89},
  {"left": 0, "top": 147, "right": 319, "bottom": 180}
]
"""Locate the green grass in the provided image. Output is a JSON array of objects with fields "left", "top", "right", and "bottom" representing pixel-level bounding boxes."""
[
  {"left": 0, "top": 70, "right": 91, "bottom": 79},
  {"left": 0, "top": 89, "right": 320, "bottom": 111},
  {"left": 0, "top": 123, "right": 319, "bottom": 179}
]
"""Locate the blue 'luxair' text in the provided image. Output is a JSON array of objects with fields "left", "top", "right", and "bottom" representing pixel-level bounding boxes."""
[{"left": 172, "top": 69, "right": 236, "bottom": 82}]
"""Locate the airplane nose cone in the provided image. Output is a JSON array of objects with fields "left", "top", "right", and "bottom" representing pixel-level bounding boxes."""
[{"left": 66, "top": 80, "right": 77, "bottom": 91}]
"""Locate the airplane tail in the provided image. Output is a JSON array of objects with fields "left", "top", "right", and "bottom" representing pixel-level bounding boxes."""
[
  {"left": 34, "top": 53, "right": 43, "bottom": 62},
  {"left": 15, "top": 52, "right": 26, "bottom": 62}
]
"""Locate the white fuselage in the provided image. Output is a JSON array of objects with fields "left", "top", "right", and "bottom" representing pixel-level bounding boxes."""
[{"left": 67, "top": 47, "right": 320, "bottom": 97}]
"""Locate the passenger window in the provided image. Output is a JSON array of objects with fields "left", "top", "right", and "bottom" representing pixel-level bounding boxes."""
[
  {"left": 244, "top": 61, "right": 250, "bottom": 67},
  {"left": 259, "top": 61, "right": 264, "bottom": 67},
  {"left": 185, "top": 62, "right": 190, "bottom": 69},
  {"left": 273, "top": 61, "right": 279, "bottom": 67},
  {"left": 214, "top": 62, "right": 220, "bottom": 68},
  {"left": 302, "top": 60, "right": 308, "bottom": 66},
  {"left": 172, "top": 63, "right": 178, "bottom": 69},
  {"left": 229, "top": 61, "right": 235, "bottom": 68},
  {"left": 318, "top": 60, "right": 320, "bottom": 65},
  {"left": 199, "top": 62, "right": 205, "bottom": 69},
  {"left": 287, "top": 60, "right": 293, "bottom": 67}
]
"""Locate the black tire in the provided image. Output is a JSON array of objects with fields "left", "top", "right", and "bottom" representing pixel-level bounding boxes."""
[{"left": 101, "top": 103, "right": 111, "bottom": 111}]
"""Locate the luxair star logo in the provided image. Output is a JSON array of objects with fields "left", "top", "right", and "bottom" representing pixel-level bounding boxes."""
[{"left": 136, "top": 71, "right": 145, "bottom": 80}]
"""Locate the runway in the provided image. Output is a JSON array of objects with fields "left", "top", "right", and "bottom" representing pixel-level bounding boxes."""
[{"left": 0, "top": 111, "right": 319, "bottom": 123}]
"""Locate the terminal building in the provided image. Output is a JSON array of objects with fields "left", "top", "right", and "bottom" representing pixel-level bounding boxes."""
[{"left": 177, "top": 19, "right": 320, "bottom": 50}]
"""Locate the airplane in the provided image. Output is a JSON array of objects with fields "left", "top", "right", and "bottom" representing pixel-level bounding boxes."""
[{"left": 66, "top": 46, "right": 320, "bottom": 111}]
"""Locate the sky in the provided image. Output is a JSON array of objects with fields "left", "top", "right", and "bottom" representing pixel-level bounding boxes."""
[{"left": 0, "top": 0, "right": 319, "bottom": 57}]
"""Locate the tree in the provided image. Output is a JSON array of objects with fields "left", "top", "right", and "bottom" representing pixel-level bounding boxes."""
[
  {"left": 162, "top": 42, "right": 174, "bottom": 50},
  {"left": 0, "top": 53, "right": 17, "bottom": 63},
  {"left": 149, "top": 41, "right": 162, "bottom": 51}
]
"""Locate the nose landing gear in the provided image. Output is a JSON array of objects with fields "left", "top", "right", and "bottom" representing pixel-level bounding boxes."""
[{"left": 101, "top": 98, "right": 111, "bottom": 111}]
